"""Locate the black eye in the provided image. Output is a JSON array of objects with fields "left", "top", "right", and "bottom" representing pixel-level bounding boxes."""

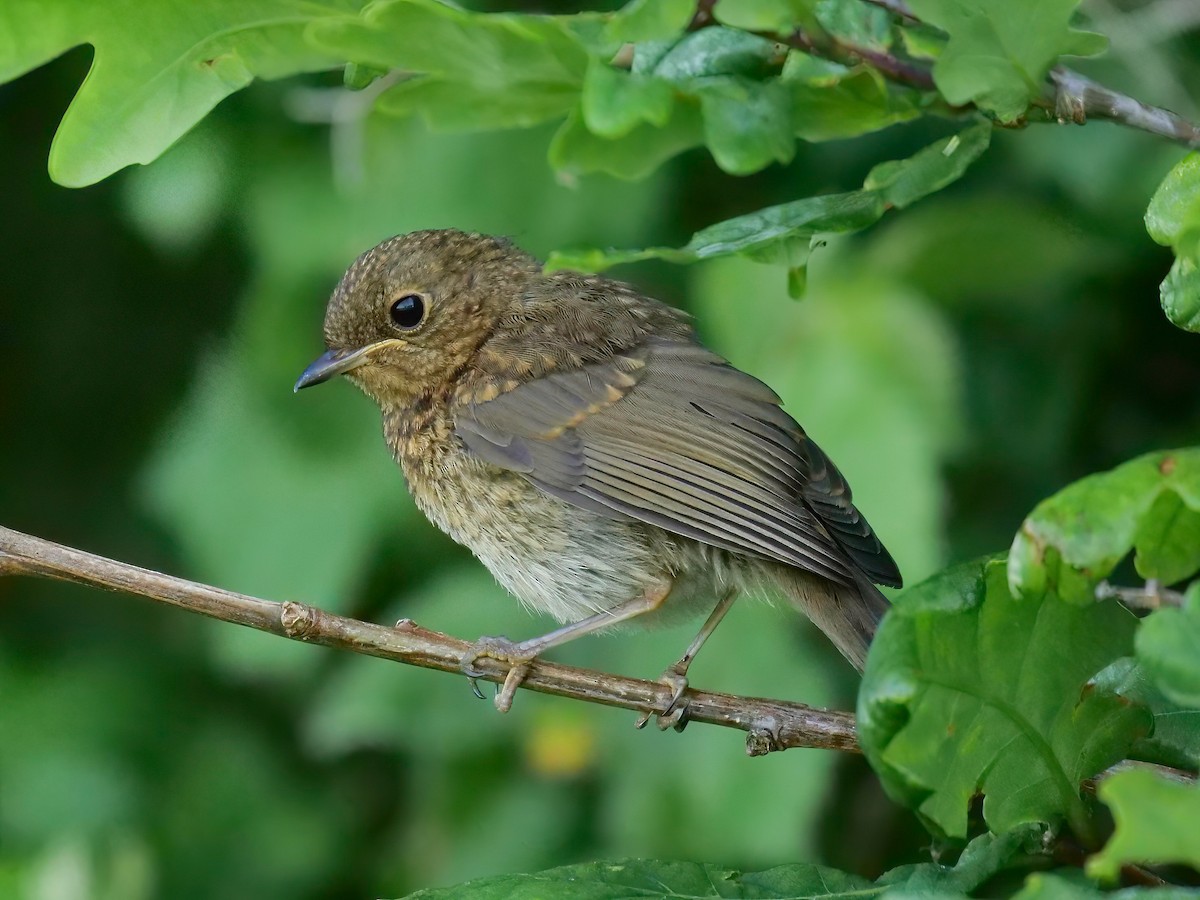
[{"left": 389, "top": 294, "right": 425, "bottom": 330}]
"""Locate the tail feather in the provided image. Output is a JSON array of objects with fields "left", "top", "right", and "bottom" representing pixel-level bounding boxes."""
[{"left": 776, "top": 567, "right": 890, "bottom": 671}]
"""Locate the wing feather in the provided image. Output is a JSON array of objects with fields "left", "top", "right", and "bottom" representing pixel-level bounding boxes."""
[{"left": 455, "top": 337, "right": 901, "bottom": 588}]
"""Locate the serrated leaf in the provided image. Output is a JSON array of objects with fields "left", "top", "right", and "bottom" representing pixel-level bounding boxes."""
[
  {"left": 309, "top": 0, "right": 587, "bottom": 132},
  {"left": 865, "top": 121, "right": 991, "bottom": 209},
  {"left": 1009, "top": 449, "right": 1200, "bottom": 604},
  {"left": 581, "top": 59, "right": 675, "bottom": 138},
  {"left": 0, "top": 0, "right": 363, "bottom": 186},
  {"left": 1087, "top": 769, "right": 1200, "bottom": 881},
  {"left": 906, "top": 0, "right": 1104, "bottom": 121},
  {"left": 1137, "top": 584, "right": 1200, "bottom": 709},
  {"left": 858, "top": 557, "right": 1148, "bottom": 840}
]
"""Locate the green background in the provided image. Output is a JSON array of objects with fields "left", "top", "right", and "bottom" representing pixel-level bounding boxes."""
[{"left": 2, "top": 6, "right": 1198, "bottom": 897}]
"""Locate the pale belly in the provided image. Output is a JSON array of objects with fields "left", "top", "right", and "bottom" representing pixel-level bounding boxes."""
[{"left": 402, "top": 443, "right": 678, "bottom": 623}]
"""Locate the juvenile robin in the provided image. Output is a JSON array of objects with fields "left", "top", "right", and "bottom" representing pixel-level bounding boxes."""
[{"left": 295, "top": 229, "right": 901, "bottom": 724}]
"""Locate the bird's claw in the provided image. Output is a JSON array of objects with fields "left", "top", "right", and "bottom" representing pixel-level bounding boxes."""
[
  {"left": 461, "top": 635, "right": 536, "bottom": 712},
  {"left": 634, "top": 668, "right": 692, "bottom": 732}
]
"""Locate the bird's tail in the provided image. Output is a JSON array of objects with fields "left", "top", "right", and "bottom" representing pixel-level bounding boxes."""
[{"left": 774, "top": 567, "right": 890, "bottom": 671}]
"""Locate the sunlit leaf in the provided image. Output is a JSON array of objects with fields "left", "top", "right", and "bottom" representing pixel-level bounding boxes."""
[
  {"left": 1136, "top": 583, "right": 1200, "bottom": 709},
  {"left": 309, "top": 0, "right": 587, "bottom": 131},
  {"left": 1087, "top": 769, "right": 1200, "bottom": 881},
  {"left": 1009, "top": 449, "right": 1200, "bottom": 604},
  {"left": 0, "top": 0, "right": 364, "bottom": 186},
  {"left": 602, "top": 0, "right": 694, "bottom": 44}
]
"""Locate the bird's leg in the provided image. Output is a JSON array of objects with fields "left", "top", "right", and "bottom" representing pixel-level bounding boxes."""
[
  {"left": 462, "top": 580, "right": 674, "bottom": 712},
  {"left": 635, "top": 588, "right": 738, "bottom": 731}
]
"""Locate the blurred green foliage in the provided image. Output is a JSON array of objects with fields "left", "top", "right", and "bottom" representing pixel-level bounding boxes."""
[{"left": 2, "top": 0, "right": 1200, "bottom": 898}]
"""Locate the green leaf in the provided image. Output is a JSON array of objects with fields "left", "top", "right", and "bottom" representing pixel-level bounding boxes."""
[
  {"left": 0, "top": 0, "right": 363, "bottom": 187},
  {"left": 865, "top": 120, "right": 992, "bottom": 209},
  {"left": 1146, "top": 153, "right": 1200, "bottom": 255},
  {"left": 814, "top": 0, "right": 892, "bottom": 52},
  {"left": 1016, "top": 871, "right": 1200, "bottom": 900},
  {"left": 714, "top": 0, "right": 820, "bottom": 32},
  {"left": 649, "top": 27, "right": 780, "bottom": 81},
  {"left": 1009, "top": 449, "right": 1200, "bottom": 604},
  {"left": 1087, "top": 769, "right": 1200, "bottom": 881},
  {"left": 1159, "top": 255, "right": 1200, "bottom": 333},
  {"left": 693, "top": 76, "right": 796, "bottom": 174},
  {"left": 603, "top": 0, "right": 694, "bottom": 44},
  {"left": 400, "top": 828, "right": 1041, "bottom": 899},
  {"left": 375, "top": 76, "right": 580, "bottom": 131},
  {"left": 786, "top": 66, "right": 923, "bottom": 141},
  {"left": 308, "top": 0, "right": 587, "bottom": 131},
  {"left": 343, "top": 61, "right": 387, "bottom": 90},
  {"left": 1091, "top": 657, "right": 1200, "bottom": 771},
  {"left": 548, "top": 189, "right": 884, "bottom": 271},
  {"left": 906, "top": 0, "right": 1106, "bottom": 121},
  {"left": 549, "top": 124, "right": 988, "bottom": 272},
  {"left": 581, "top": 59, "right": 675, "bottom": 138},
  {"left": 1137, "top": 584, "right": 1200, "bottom": 709},
  {"left": 858, "top": 557, "right": 1148, "bottom": 840},
  {"left": 548, "top": 104, "right": 704, "bottom": 180}
]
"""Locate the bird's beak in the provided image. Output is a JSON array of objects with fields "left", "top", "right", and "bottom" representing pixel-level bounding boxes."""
[{"left": 293, "top": 347, "right": 371, "bottom": 392}]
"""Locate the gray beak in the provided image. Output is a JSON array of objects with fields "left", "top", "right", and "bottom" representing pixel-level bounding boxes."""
[{"left": 293, "top": 347, "right": 369, "bottom": 392}]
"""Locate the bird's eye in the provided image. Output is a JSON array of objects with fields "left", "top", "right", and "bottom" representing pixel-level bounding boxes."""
[{"left": 389, "top": 294, "right": 426, "bottom": 330}]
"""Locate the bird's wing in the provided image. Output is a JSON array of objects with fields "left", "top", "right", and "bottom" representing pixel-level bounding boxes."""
[{"left": 455, "top": 338, "right": 901, "bottom": 588}]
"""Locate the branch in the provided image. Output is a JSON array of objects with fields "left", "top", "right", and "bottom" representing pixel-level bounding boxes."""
[
  {"left": 1043, "top": 66, "right": 1200, "bottom": 149},
  {"left": 1095, "top": 579, "right": 1187, "bottom": 610},
  {"left": 2, "top": 523, "right": 1193, "bottom": 794},
  {"left": 0, "top": 524, "right": 855, "bottom": 757},
  {"left": 749, "top": 0, "right": 1200, "bottom": 149}
]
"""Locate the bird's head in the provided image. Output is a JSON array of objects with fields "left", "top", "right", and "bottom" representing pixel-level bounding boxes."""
[{"left": 294, "top": 229, "right": 539, "bottom": 408}]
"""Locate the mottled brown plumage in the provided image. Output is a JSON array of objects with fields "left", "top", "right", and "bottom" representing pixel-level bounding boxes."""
[{"left": 296, "top": 229, "right": 900, "bottom": 721}]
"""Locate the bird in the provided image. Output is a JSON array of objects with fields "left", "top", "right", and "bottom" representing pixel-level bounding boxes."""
[{"left": 295, "top": 229, "right": 901, "bottom": 725}]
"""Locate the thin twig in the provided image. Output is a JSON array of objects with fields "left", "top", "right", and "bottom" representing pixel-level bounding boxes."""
[
  {"left": 1, "top": 523, "right": 1195, "bottom": 789},
  {"left": 1095, "top": 579, "right": 1187, "bottom": 610},
  {"left": 1042, "top": 66, "right": 1200, "bottom": 148},
  {"left": 743, "top": 0, "right": 1200, "bottom": 149},
  {"left": 0, "top": 524, "right": 855, "bottom": 757}
]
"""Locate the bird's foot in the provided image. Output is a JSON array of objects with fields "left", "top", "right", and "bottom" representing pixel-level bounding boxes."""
[
  {"left": 461, "top": 635, "right": 536, "bottom": 713},
  {"left": 634, "top": 664, "right": 692, "bottom": 732}
]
